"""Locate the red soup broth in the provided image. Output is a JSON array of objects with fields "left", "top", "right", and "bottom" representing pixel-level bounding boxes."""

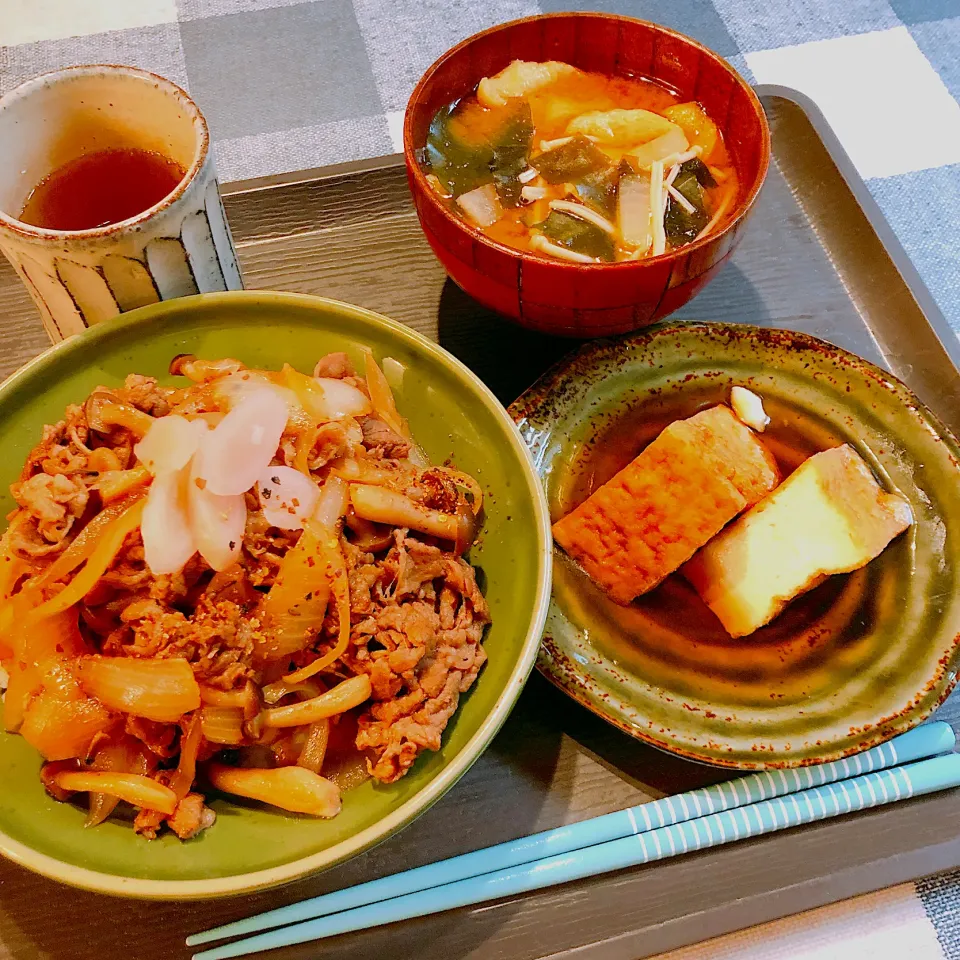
[{"left": 423, "top": 63, "right": 739, "bottom": 264}]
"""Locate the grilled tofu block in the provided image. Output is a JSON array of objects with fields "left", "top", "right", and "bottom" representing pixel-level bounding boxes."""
[
  {"left": 552, "top": 404, "right": 779, "bottom": 604},
  {"left": 682, "top": 444, "right": 913, "bottom": 637}
]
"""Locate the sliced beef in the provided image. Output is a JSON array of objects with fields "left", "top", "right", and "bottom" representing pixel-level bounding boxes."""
[
  {"left": 360, "top": 417, "right": 410, "bottom": 459},
  {"left": 11, "top": 471, "right": 89, "bottom": 545},
  {"left": 167, "top": 793, "right": 217, "bottom": 840},
  {"left": 281, "top": 420, "right": 354, "bottom": 472},
  {"left": 347, "top": 534, "right": 490, "bottom": 783},
  {"left": 313, "top": 352, "right": 355, "bottom": 379},
  {"left": 119, "top": 595, "right": 261, "bottom": 689},
  {"left": 115, "top": 374, "right": 178, "bottom": 417}
]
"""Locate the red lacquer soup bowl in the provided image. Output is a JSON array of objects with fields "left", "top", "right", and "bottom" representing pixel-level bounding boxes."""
[{"left": 403, "top": 13, "right": 770, "bottom": 337}]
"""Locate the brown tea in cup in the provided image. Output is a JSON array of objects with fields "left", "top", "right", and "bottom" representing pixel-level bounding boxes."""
[{"left": 19, "top": 148, "right": 186, "bottom": 231}]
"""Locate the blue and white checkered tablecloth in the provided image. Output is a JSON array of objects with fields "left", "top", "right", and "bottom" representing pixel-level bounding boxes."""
[{"left": 2, "top": 1, "right": 960, "bottom": 957}]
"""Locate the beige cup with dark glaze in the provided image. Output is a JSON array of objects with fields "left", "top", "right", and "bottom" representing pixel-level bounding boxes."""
[{"left": 0, "top": 64, "right": 243, "bottom": 343}]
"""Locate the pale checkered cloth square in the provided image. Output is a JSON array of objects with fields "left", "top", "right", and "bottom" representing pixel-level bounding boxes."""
[{"left": 3, "top": 1, "right": 960, "bottom": 956}]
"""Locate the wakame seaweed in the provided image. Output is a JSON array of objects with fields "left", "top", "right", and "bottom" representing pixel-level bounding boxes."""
[
  {"left": 536, "top": 137, "right": 619, "bottom": 216},
  {"left": 535, "top": 210, "right": 615, "bottom": 261},
  {"left": 664, "top": 197, "right": 709, "bottom": 242},
  {"left": 535, "top": 137, "right": 614, "bottom": 184},
  {"left": 672, "top": 167, "right": 704, "bottom": 210},
  {"left": 574, "top": 165, "right": 619, "bottom": 217},
  {"left": 490, "top": 104, "right": 534, "bottom": 207},
  {"left": 663, "top": 160, "right": 710, "bottom": 243},
  {"left": 681, "top": 157, "right": 717, "bottom": 188},
  {"left": 425, "top": 101, "right": 533, "bottom": 204},
  {"left": 425, "top": 105, "right": 493, "bottom": 198}
]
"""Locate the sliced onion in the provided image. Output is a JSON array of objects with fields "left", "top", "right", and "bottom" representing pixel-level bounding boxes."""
[
  {"left": 85, "top": 393, "right": 154, "bottom": 437},
  {"left": 169, "top": 355, "right": 245, "bottom": 382},
  {"left": 280, "top": 531, "right": 351, "bottom": 683},
  {"left": 382, "top": 357, "right": 405, "bottom": 390},
  {"left": 195, "top": 389, "right": 289, "bottom": 496},
  {"left": 87, "top": 447, "right": 122, "bottom": 472},
  {"left": 200, "top": 705, "right": 246, "bottom": 745},
  {"left": 730, "top": 386, "right": 770, "bottom": 432},
  {"left": 199, "top": 681, "right": 259, "bottom": 719},
  {"left": 297, "top": 719, "right": 330, "bottom": 773},
  {"left": 257, "top": 465, "right": 320, "bottom": 530},
  {"left": 254, "top": 521, "right": 335, "bottom": 663},
  {"left": 407, "top": 444, "right": 432, "bottom": 469},
  {"left": 617, "top": 173, "right": 652, "bottom": 252},
  {"left": 188, "top": 462, "right": 246, "bottom": 571},
  {"left": 292, "top": 425, "right": 319, "bottom": 475},
  {"left": 343, "top": 418, "right": 364, "bottom": 447},
  {"left": 313, "top": 476, "right": 348, "bottom": 529},
  {"left": 166, "top": 713, "right": 203, "bottom": 804},
  {"left": 85, "top": 736, "right": 152, "bottom": 828},
  {"left": 213, "top": 371, "right": 306, "bottom": 423},
  {"left": 324, "top": 750, "right": 371, "bottom": 791},
  {"left": 282, "top": 365, "right": 371, "bottom": 421},
  {"left": 344, "top": 513, "right": 394, "bottom": 552},
  {"left": 363, "top": 349, "right": 407, "bottom": 439},
  {"left": 454, "top": 502, "right": 480, "bottom": 556},
  {"left": 429, "top": 466, "right": 484, "bottom": 513},
  {"left": 191, "top": 411, "right": 225, "bottom": 429},
  {"left": 456, "top": 183, "right": 503, "bottom": 227},
  {"left": 53, "top": 771, "right": 177, "bottom": 815},
  {"left": 331, "top": 457, "right": 414, "bottom": 488},
  {"left": 97, "top": 464, "right": 151, "bottom": 503},
  {"left": 213, "top": 371, "right": 280, "bottom": 407},
  {"left": 314, "top": 378, "right": 372, "bottom": 419},
  {"left": 142, "top": 467, "right": 196, "bottom": 575},
  {"left": 261, "top": 678, "right": 321, "bottom": 705},
  {"left": 135, "top": 415, "right": 206, "bottom": 476},
  {"left": 360, "top": 354, "right": 429, "bottom": 466}
]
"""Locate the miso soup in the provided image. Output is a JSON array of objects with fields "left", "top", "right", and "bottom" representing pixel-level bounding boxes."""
[{"left": 421, "top": 60, "right": 740, "bottom": 264}]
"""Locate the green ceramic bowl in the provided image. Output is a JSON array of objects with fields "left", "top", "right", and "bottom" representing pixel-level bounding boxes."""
[
  {"left": 511, "top": 321, "right": 960, "bottom": 769},
  {"left": 0, "top": 291, "right": 551, "bottom": 898}
]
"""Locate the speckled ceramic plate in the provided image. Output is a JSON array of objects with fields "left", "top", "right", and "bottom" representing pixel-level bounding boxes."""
[
  {"left": 510, "top": 321, "right": 960, "bottom": 769},
  {"left": 0, "top": 291, "right": 551, "bottom": 898}
]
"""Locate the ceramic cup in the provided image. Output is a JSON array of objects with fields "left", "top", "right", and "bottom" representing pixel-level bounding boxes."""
[{"left": 0, "top": 65, "right": 242, "bottom": 343}]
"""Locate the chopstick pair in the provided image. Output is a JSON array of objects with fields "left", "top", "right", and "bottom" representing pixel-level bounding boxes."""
[{"left": 189, "top": 721, "right": 958, "bottom": 960}]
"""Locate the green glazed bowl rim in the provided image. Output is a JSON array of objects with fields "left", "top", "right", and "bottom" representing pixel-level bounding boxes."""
[{"left": 0, "top": 291, "right": 553, "bottom": 899}]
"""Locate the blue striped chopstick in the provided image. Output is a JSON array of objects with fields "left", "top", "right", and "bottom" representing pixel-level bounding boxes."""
[
  {"left": 192, "top": 748, "right": 960, "bottom": 960},
  {"left": 189, "top": 722, "right": 955, "bottom": 955}
]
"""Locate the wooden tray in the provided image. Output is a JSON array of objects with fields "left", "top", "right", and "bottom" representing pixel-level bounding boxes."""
[{"left": 1, "top": 86, "right": 959, "bottom": 960}]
